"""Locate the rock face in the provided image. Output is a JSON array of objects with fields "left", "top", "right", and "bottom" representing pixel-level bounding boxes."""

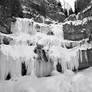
[
  {"left": 48, "top": 12, "right": 66, "bottom": 22},
  {"left": 78, "top": 5, "right": 92, "bottom": 20},
  {"left": 0, "top": 0, "right": 22, "bottom": 34},
  {"left": 63, "top": 1, "right": 92, "bottom": 41},
  {"left": 18, "top": 1, "right": 92, "bottom": 27},
  {"left": 0, "top": 0, "right": 92, "bottom": 36},
  {"left": 63, "top": 17, "right": 92, "bottom": 41},
  {"left": 61, "top": 0, "right": 92, "bottom": 41},
  {"left": 21, "top": 0, "right": 66, "bottom": 22},
  {"left": 0, "top": 0, "right": 66, "bottom": 34},
  {"left": 64, "top": 5, "right": 92, "bottom": 22},
  {"left": 0, "top": 17, "right": 16, "bottom": 34}
]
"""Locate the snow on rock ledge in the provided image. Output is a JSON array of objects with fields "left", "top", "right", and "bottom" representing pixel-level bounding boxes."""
[{"left": 63, "top": 17, "right": 92, "bottom": 41}]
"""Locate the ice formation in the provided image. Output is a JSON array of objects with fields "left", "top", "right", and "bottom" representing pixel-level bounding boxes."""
[
  {"left": 47, "top": 46, "right": 79, "bottom": 71},
  {"left": 0, "top": 44, "right": 36, "bottom": 61},
  {"left": 0, "top": 44, "right": 37, "bottom": 80},
  {"left": 1, "top": 17, "right": 92, "bottom": 92},
  {"left": 1, "top": 68, "right": 92, "bottom": 92},
  {"left": 0, "top": 17, "right": 92, "bottom": 80},
  {"left": 56, "top": 0, "right": 76, "bottom": 15},
  {"left": 11, "top": 18, "right": 35, "bottom": 35},
  {"left": 50, "top": 23, "right": 64, "bottom": 40}
]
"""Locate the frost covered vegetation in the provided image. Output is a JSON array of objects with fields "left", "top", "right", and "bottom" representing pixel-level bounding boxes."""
[{"left": 1, "top": 0, "right": 92, "bottom": 92}]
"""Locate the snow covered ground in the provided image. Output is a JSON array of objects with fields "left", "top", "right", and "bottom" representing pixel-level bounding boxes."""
[{"left": 0, "top": 67, "right": 92, "bottom": 92}]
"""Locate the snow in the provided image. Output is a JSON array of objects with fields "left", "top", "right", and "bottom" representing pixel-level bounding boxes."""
[
  {"left": 0, "top": 67, "right": 92, "bottom": 92},
  {"left": 0, "top": 44, "right": 36, "bottom": 61},
  {"left": 38, "top": 35, "right": 62, "bottom": 48},
  {"left": 50, "top": 23, "right": 64, "bottom": 40},
  {"left": 63, "top": 20, "right": 83, "bottom": 25},
  {"left": 63, "top": 16, "right": 92, "bottom": 26},
  {"left": 82, "top": 5, "right": 92, "bottom": 13}
]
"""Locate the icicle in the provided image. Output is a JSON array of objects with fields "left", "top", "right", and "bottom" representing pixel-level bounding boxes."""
[
  {"left": 79, "top": 50, "right": 83, "bottom": 63},
  {"left": 61, "top": 59, "right": 67, "bottom": 72},
  {"left": 53, "top": 58, "right": 59, "bottom": 71},
  {"left": 11, "top": 18, "right": 35, "bottom": 35},
  {"left": 58, "top": 0, "right": 76, "bottom": 12},
  {"left": 74, "top": 50, "right": 79, "bottom": 70},
  {"left": 25, "top": 59, "right": 33, "bottom": 75},
  {"left": 0, "top": 51, "right": 10, "bottom": 80},
  {"left": 0, "top": 44, "right": 37, "bottom": 79},
  {"left": 67, "top": 56, "right": 74, "bottom": 70},
  {"left": 84, "top": 50, "right": 88, "bottom": 62},
  {"left": 65, "top": 50, "right": 75, "bottom": 70},
  {"left": 31, "top": 59, "right": 37, "bottom": 78},
  {"left": 10, "top": 58, "right": 21, "bottom": 78}
]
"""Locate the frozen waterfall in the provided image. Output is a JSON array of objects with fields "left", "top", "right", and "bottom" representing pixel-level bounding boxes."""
[{"left": 0, "top": 17, "right": 91, "bottom": 80}]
